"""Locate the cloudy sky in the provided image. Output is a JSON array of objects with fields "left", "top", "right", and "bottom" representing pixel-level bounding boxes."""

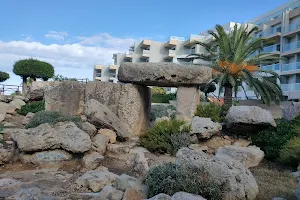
[{"left": 0, "top": 0, "right": 287, "bottom": 86}]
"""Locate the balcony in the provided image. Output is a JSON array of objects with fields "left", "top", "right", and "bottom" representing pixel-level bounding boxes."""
[
  {"left": 141, "top": 40, "right": 151, "bottom": 48},
  {"left": 262, "top": 29, "right": 281, "bottom": 40},
  {"left": 283, "top": 23, "right": 300, "bottom": 37},
  {"left": 281, "top": 83, "right": 300, "bottom": 91},
  {"left": 141, "top": 49, "right": 150, "bottom": 58},
  {"left": 94, "top": 65, "right": 105, "bottom": 70},
  {"left": 165, "top": 36, "right": 184, "bottom": 48},
  {"left": 165, "top": 49, "right": 176, "bottom": 59},
  {"left": 184, "top": 34, "right": 204, "bottom": 46},
  {"left": 263, "top": 44, "right": 280, "bottom": 54},
  {"left": 282, "top": 62, "right": 300, "bottom": 73},
  {"left": 261, "top": 63, "right": 280, "bottom": 71},
  {"left": 282, "top": 41, "right": 300, "bottom": 56},
  {"left": 109, "top": 64, "right": 117, "bottom": 70},
  {"left": 125, "top": 51, "right": 134, "bottom": 58}
]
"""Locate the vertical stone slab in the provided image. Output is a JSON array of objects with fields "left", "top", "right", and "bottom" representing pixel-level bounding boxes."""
[
  {"left": 85, "top": 82, "right": 151, "bottom": 136},
  {"left": 44, "top": 81, "right": 85, "bottom": 116},
  {"left": 176, "top": 86, "right": 200, "bottom": 118}
]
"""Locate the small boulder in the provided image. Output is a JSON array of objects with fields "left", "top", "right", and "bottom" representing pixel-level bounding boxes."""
[
  {"left": 109, "top": 190, "right": 124, "bottom": 200},
  {"left": 19, "top": 150, "right": 72, "bottom": 165},
  {"left": 107, "top": 143, "right": 132, "bottom": 154},
  {"left": 189, "top": 117, "right": 222, "bottom": 139},
  {"left": 199, "top": 136, "right": 232, "bottom": 153},
  {"left": 176, "top": 148, "right": 258, "bottom": 200},
  {"left": 98, "top": 129, "right": 117, "bottom": 144},
  {"left": 10, "top": 122, "right": 91, "bottom": 153},
  {"left": 98, "top": 185, "right": 117, "bottom": 200},
  {"left": 0, "top": 178, "right": 21, "bottom": 197},
  {"left": 215, "top": 145, "right": 264, "bottom": 168},
  {"left": 0, "top": 102, "right": 16, "bottom": 114},
  {"left": 0, "top": 95, "right": 13, "bottom": 103},
  {"left": 22, "top": 112, "right": 34, "bottom": 125},
  {"left": 83, "top": 151, "right": 104, "bottom": 170},
  {"left": 0, "top": 113, "right": 5, "bottom": 123},
  {"left": 281, "top": 101, "right": 300, "bottom": 121},
  {"left": 9, "top": 187, "right": 41, "bottom": 200},
  {"left": 225, "top": 106, "right": 276, "bottom": 133},
  {"left": 172, "top": 192, "right": 207, "bottom": 200},
  {"left": 123, "top": 188, "right": 143, "bottom": 200},
  {"left": 147, "top": 194, "right": 172, "bottom": 200},
  {"left": 92, "top": 134, "right": 109, "bottom": 155},
  {"left": 75, "top": 167, "right": 118, "bottom": 192},
  {"left": 84, "top": 99, "right": 130, "bottom": 139},
  {"left": 115, "top": 174, "right": 147, "bottom": 197},
  {"left": 80, "top": 122, "right": 97, "bottom": 137},
  {"left": 132, "top": 152, "right": 149, "bottom": 174},
  {"left": 0, "top": 146, "right": 15, "bottom": 165},
  {"left": 9, "top": 99, "right": 26, "bottom": 110}
]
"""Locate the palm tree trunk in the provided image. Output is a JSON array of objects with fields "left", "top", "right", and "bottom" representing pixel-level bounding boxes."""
[
  {"left": 224, "top": 84, "right": 233, "bottom": 107},
  {"left": 22, "top": 77, "right": 27, "bottom": 95}
]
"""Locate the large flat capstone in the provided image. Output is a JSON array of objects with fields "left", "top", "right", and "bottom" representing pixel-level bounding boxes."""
[{"left": 117, "top": 62, "right": 212, "bottom": 87}]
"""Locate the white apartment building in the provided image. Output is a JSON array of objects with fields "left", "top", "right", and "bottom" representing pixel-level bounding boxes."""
[
  {"left": 93, "top": 64, "right": 118, "bottom": 83},
  {"left": 94, "top": 0, "right": 300, "bottom": 100}
]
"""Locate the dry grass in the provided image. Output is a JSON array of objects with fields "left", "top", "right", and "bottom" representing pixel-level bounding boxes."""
[{"left": 251, "top": 162, "right": 298, "bottom": 200}]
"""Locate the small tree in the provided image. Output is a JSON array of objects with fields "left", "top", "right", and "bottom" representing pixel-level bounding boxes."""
[
  {"left": 0, "top": 71, "right": 9, "bottom": 82},
  {"left": 13, "top": 59, "right": 54, "bottom": 93}
]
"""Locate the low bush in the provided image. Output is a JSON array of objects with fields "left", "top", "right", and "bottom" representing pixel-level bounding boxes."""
[
  {"left": 144, "top": 163, "right": 222, "bottom": 199},
  {"left": 194, "top": 102, "right": 223, "bottom": 122},
  {"left": 150, "top": 105, "right": 176, "bottom": 121},
  {"left": 151, "top": 87, "right": 166, "bottom": 95},
  {"left": 17, "top": 100, "right": 45, "bottom": 116},
  {"left": 279, "top": 137, "right": 300, "bottom": 167},
  {"left": 152, "top": 93, "right": 176, "bottom": 103},
  {"left": 140, "top": 120, "right": 190, "bottom": 155},
  {"left": 251, "top": 118, "right": 300, "bottom": 161},
  {"left": 26, "top": 111, "right": 81, "bottom": 129}
]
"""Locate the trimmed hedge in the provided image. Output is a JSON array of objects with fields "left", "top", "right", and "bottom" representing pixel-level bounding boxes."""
[{"left": 152, "top": 93, "right": 176, "bottom": 103}]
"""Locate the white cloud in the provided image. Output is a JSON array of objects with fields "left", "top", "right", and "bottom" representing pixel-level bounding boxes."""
[
  {"left": 45, "top": 31, "right": 68, "bottom": 40},
  {"left": 0, "top": 33, "right": 135, "bottom": 86}
]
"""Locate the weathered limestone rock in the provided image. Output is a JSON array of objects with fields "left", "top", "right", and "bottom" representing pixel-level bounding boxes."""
[
  {"left": 0, "top": 178, "right": 21, "bottom": 197},
  {"left": 281, "top": 101, "right": 300, "bottom": 121},
  {"left": 109, "top": 190, "right": 124, "bottom": 200},
  {"left": 98, "top": 129, "right": 117, "bottom": 143},
  {"left": 0, "top": 113, "right": 5, "bottom": 123},
  {"left": 22, "top": 112, "right": 34, "bottom": 125},
  {"left": 13, "top": 95, "right": 27, "bottom": 102},
  {"left": 225, "top": 106, "right": 276, "bottom": 132},
  {"left": 75, "top": 167, "right": 118, "bottom": 192},
  {"left": 84, "top": 99, "right": 130, "bottom": 139},
  {"left": 0, "top": 147, "right": 14, "bottom": 165},
  {"left": 176, "top": 148, "right": 258, "bottom": 200},
  {"left": 9, "top": 99, "right": 25, "bottom": 109},
  {"left": 115, "top": 174, "right": 147, "bottom": 197},
  {"left": 123, "top": 188, "right": 143, "bottom": 200},
  {"left": 215, "top": 146, "right": 264, "bottom": 168},
  {"left": 0, "top": 95, "right": 13, "bottom": 103},
  {"left": 45, "top": 81, "right": 85, "bottom": 116},
  {"left": 9, "top": 187, "right": 41, "bottom": 200},
  {"left": 80, "top": 122, "right": 97, "bottom": 137},
  {"left": 107, "top": 143, "right": 131, "bottom": 154},
  {"left": 83, "top": 151, "right": 104, "bottom": 170},
  {"left": 19, "top": 150, "right": 73, "bottom": 165},
  {"left": 147, "top": 194, "right": 172, "bottom": 200},
  {"left": 85, "top": 82, "right": 151, "bottom": 136},
  {"left": 189, "top": 117, "right": 222, "bottom": 139},
  {"left": 10, "top": 122, "right": 91, "bottom": 153},
  {"left": 176, "top": 86, "right": 200, "bottom": 117},
  {"left": 98, "top": 186, "right": 120, "bottom": 200},
  {"left": 118, "top": 62, "right": 212, "bottom": 87},
  {"left": 0, "top": 102, "right": 16, "bottom": 114},
  {"left": 172, "top": 192, "right": 207, "bottom": 200},
  {"left": 132, "top": 152, "right": 149, "bottom": 174},
  {"left": 26, "top": 81, "right": 60, "bottom": 101},
  {"left": 199, "top": 136, "right": 232, "bottom": 153},
  {"left": 92, "top": 134, "right": 109, "bottom": 155}
]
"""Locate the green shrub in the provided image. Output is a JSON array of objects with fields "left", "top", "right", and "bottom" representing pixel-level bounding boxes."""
[
  {"left": 152, "top": 87, "right": 166, "bottom": 95},
  {"left": 279, "top": 137, "right": 300, "bottom": 167},
  {"left": 195, "top": 103, "right": 222, "bottom": 122},
  {"left": 0, "top": 71, "right": 9, "bottom": 82},
  {"left": 150, "top": 105, "right": 176, "bottom": 121},
  {"left": 26, "top": 111, "right": 80, "bottom": 129},
  {"left": 140, "top": 120, "right": 190, "bottom": 155},
  {"left": 144, "top": 163, "right": 222, "bottom": 199},
  {"left": 17, "top": 101, "right": 45, "bottom": 116},
  {"left": 152, "top": 93, "right": 176, "bottom": 103},
  {"left": 251, "top": 119, "right": 299, "bottom": 161}
]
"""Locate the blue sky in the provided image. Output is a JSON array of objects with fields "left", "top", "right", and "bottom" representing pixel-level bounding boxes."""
[{"left": 0, "top": 0, "right": 289, "bottom": 86}]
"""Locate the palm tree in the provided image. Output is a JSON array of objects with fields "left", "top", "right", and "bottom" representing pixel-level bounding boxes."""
[{"left": 188, "top": 24, "right": 283, "bottom": 106}]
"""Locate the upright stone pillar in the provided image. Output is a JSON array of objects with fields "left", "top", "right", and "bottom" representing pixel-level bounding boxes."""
[{"left": 176, "top": 86, "right": 200, "bottom": 118}]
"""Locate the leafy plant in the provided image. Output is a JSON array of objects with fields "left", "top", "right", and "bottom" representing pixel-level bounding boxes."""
[
  {"left": 151, "top": 87, "right": 166, "bottom": 95},
  {"left": 251, "top": 119, "right": 299, "bottom": 161},
  {"left": 26, "top": 111, "right": 80, "bottom": 129},
  {"left": 144, "top": 163, "right": 222, "bottom": 199},
  {"left": 279, "top": 137, "right": 300, "bottom": 167},
  {"left": 187, "top": 24, "right": 283, "bottom": 106},
  {"left": 150, "top": 104, "right": 176, "bottom": 121},
  {"left": 17, "top": 101, "right": 45, "bottom": 116},
  {"left": 140, "top": 120, "right": 190, "bottom": 155},
  {"left": 152, "top": 93, "right": 176, "bottom": 103},
  {"left": 0, "top": 71, "right": 9, "bottom": 82},
  {"left": 52, "top": 74, "right": 77, "bottom": 81},
  {"left": 194, "top": 103, "right": 222, "bottom": 122}
]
